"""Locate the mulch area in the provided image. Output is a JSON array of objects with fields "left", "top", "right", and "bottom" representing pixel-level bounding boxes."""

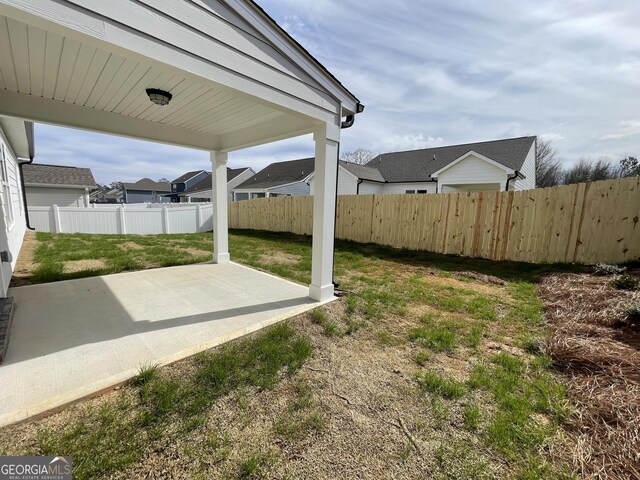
[{"left": 538, "top": 270, "right": 640, "bottom": 479}]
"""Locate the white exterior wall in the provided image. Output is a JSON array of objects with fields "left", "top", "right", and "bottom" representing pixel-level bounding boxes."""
[
  {"left": 358, "top": 181, "right": 384, "bottom": 195},
  {"left": 309, "top": 166, "right": 358, "bottom": 195},
  {"left": 379, "top": 182, "right": 437, "bottom": 194},
  {"left": 26, "top": 186, "right": 86, "bottom": 207},
  {"left": 437, "top": 154, "right": 509, "bottom": 191},
  {"left": 0, "top": 126, "right": 26, "bottom": 296},
  {"left": 227, "top": 169, "right": 254, "bottom": 201},
  {"left": 514, "top": 142, "right": 536, "bottom": 191}
]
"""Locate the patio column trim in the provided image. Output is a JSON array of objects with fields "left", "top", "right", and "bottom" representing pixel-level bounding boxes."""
[
  {"left": 211, "top": 151, "right": 230, "bottom": 264},
  {"left": 309, "top": 121, "right": 340, "bottom": 301}
]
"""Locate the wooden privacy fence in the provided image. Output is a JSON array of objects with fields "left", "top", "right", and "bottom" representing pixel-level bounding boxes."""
[{"left": 228, "top": 176, "right": 640, "bottom": 264}]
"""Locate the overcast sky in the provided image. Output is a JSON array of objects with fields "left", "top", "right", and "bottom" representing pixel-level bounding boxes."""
[{"left": 35, "top": 0, "right": 640, "bottom": 184}]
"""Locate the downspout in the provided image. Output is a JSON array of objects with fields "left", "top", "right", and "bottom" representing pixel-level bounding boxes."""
[
  {"left": 505, "top": 171, "right": 522, "bottom": 191},
  {"left": 356, "top": 179, "right": 363, "bottom": 194},
  {"left": 18, "top": 122, "right": 35, "bottom": 230},
  {"left": 331, "top": 103, "right": 365, "bottom": 291}
]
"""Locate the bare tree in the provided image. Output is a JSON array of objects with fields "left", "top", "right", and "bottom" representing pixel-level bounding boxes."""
[
  {"left": 157, "top": 178, "right": 170, "bottom": 183},
  {"left": 619, "top": 156, "right": 640, "bottom": 177},
  {"left": 563, "top": 157, "right": 618, "bottom": 185},
  {"left": 535, "top": 139, "right": 563, "bottom": 187},
  {"left": 340, "top": 148, "right": 377, "bottom": 165}
]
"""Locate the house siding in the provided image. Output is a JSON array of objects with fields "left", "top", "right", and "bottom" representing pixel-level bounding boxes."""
[
  {"left": 437, "top": 154, "right": 509, "bottom": 191},
  {"left": 268, "top": 181, "right": 310, "bottom": 196},
  {"left": 358, "top": 181, "right": 384, "bottom": 195},
  {"left": 0, "top": 125, "right": 26, "bottom": 296},
  {"left": 309, "top": 166, "right": 358, "bottom": 195},
  {"left": 380, "top": 182, "right": 437, "bottom": 194},
  {"left": 26, "top": 186, "right": 87, "bottom": 207},
  {"left": 124, "top": 190, "right": 170, "bottom": 204},
  {"left": 514, "top": 141, "right": 536, "bottom": 190}
]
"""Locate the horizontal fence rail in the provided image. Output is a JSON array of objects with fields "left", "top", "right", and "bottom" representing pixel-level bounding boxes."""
[
  {"left": 29, "top": 203, "right": 214, "bottom": 235},
  {"left": 228, "top": 177, "right": 640, "bottom": 265}
]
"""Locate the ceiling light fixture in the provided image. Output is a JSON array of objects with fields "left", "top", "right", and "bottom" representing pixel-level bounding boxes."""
[{"left": 146, "top": 88, "right": 172, "bottom": 106}]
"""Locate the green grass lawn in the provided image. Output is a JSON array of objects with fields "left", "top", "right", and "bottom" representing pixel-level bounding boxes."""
[{"left": 3, "top": 229, "right": 583, "bottom": 479}]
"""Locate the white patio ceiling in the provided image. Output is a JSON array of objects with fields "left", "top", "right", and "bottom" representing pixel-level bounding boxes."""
[
  {"left": 0, "top": 0, "right": 362, "bottom": 302},
  {"left": 0, "top": 0, "right": 360, "bottom": 152}
]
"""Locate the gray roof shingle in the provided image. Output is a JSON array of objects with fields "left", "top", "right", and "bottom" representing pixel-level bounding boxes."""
[
  {"left": 171, "top": 170, "right": 206, "bottom": 184},
  {"left": 339, "top": 161, "right": 385, "bottom": 182},
  {"left": 366, "top": 136, "right": 536, "bottom": 182},
  {"left": 180, "top": 167, "right": 253, "bottom": 195},
  {"left": 23, "top": 163, "right": 96, "bottom": 187},
  {"left": 121, "top": 178, "right": 171, "bottom": 192},
  {"left": 236, "top": 158, "right": 314, "bottom": 190}
]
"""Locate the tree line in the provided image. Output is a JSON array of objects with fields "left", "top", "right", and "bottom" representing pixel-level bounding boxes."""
[{"left": 535, "top": 139, "right": 639, "bottom": 188}]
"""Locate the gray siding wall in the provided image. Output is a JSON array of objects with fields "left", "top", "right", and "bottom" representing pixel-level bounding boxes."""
[
  {"left": 268, "top": 181, "right": 310, "bottom": 196},
  {"left": 26, "top": 186, "right": 86, "bottom": 207}
]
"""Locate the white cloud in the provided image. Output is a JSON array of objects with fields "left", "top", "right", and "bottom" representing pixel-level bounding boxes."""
[
  {"left": 600, "top": 120, "right": 640, "bottom": 140},
  {"left": 30, "top": 0, "right": 640, "bottom": 181}
]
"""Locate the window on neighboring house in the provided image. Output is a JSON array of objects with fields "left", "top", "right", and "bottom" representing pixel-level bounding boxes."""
[
  {"left": 417, "top": 190, "right": 428, "bottom": 194},
  {"left": 0, "top": 144, "right": 14, "bottom": 228},
  {"left": 405, "top": 190, "right": 415, "bottom": 194}
]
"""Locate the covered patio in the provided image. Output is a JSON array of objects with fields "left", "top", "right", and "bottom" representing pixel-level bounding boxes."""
[
  {"left": 0, "top": 262, "right": 325, "bottom": 427},
  {"left": 0, "top": 0, "right": 362, "bottom": 424}
]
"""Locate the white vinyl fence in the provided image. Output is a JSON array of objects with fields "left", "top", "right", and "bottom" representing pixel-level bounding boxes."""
[{"left": 29, "top": 203, "right": 214, "bottom": 234}]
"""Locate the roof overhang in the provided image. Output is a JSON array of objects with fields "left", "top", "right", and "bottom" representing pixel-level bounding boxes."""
[
  {"left": 0, "top": 0, "right": 362, "bottom": 153},
  {"left": 431, "top": 151, "right": 515, "bottom": 178},
  {"left": 0, "top": 116, "right": 33, "bottom": 159}
]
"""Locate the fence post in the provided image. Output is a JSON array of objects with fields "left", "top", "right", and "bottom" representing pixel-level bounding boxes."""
[
  {"left": 162, "top": 206, "right": 169, "bottom": 234},
  {"left": 118, "top": 206, "right": 126, "bottom": 234},
  {"left": 52, "top": 205, "right": 61, "bottom": 233},
  {"left": 196, "top": 204, "right": 202, "bottom": 232}
]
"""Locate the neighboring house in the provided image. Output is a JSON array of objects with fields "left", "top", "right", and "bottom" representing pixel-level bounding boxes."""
[
  {"left": 182, "top": 167, "right": 255, "bottom": 202},
  {"left": 23, "top": 163, "right": 96, "bottom": 207},
  {"left": 90, "top": 186, "right": 124, "bottom": 204},
  {"left": 232, "top": 158, "right": 314, "bottom": 200},
  {"left": 0, "top": 116, "right": 30, "bottom": 296},
  {"left": 120, "top": 178, "right": 171, "bottom": 203},
  {"left": 167, "top": 170, "right": 209, "bottom": 202},
  {"left": 309, "top": 137, "right": 536, "bottom": 195}
]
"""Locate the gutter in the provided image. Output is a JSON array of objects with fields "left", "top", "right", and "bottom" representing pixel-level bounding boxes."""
[{"left": 18, "top": 122, "right": 35, "bottom": 231}]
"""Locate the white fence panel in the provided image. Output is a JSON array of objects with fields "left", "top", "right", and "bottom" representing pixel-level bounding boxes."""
[
  {"left": 28, "top": 207, "right": 53, "bottom": 232},
  {"left": 59, "top": 207, "right": 120, "bottom": 234},
  {"left": 28, "top": 204, "right": 215, "bottom": 235},
  {"left": 167, "top": 206, "right": 198, "bottom": 233},
  {"left": 123, "top": 207, "right": 164, "bottom": 234},
  {"left": 200, "top": 204, "right": 214, "bottom": 232}
]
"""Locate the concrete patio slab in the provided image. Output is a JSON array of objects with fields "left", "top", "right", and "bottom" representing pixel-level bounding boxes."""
[{"left": 0, "top": 262, "right": 329, "bottom": 427}]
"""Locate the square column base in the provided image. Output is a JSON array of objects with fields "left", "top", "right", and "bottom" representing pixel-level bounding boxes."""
[
  {"left": 309, "top": 283, "right": 335, "bottom": 302},
  {"left": 213, "top": 253, "right": 230, "bottom": 264}
]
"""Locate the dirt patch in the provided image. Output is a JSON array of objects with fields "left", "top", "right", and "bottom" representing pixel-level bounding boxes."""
[
  {"left": 259, "top": 252, "right": 302, "bottom": 266},
  {"left": 63, "top": 259, "right": 108, "bottom": 273},
  {"left": 9, "top": 232, "right": 38, "bottom": 287},
  {"left": 539, "top": 272, "right": 640, "bottom": 479},
  {"left": 117, "top": 242, "right": 145, "bottom": 251},
  {"left": 179, "top": 247, "right": 211, "bottom": 258},
  {"left": 453, "top": 271, "right": 507, "bottom": 286}
]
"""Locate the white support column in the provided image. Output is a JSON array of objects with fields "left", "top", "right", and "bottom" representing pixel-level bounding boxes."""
[
  {"left": 211, "top": 151, "right": 230, "bottom": 263},
  {"left": 309, "top": 121, "right": 340, "bottom": 301}
]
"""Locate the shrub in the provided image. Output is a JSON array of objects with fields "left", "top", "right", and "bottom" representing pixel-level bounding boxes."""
[
  {"left": 625, "top": 302, "right": 640, "bottom": 320},
  {"left": 609, "top": 274, "right": 639, "bottom": 291},
  {"left": 593, "top": 263, "right": 626, "bottom": 275}
]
